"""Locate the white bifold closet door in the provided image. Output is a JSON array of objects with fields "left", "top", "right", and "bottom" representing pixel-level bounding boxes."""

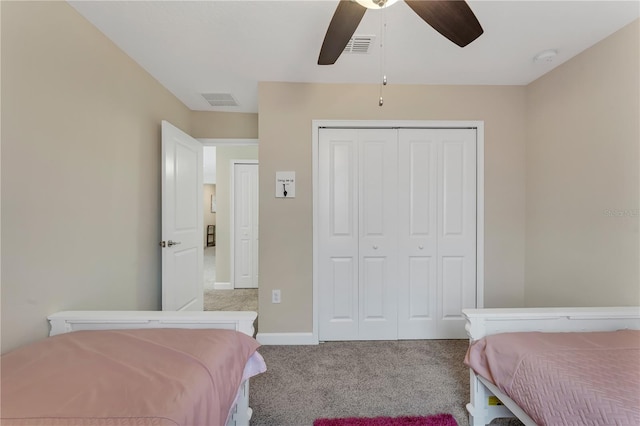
[
  {"left": 397, "top": 129, "right": 476, "bottom": 339},
  {"left": 318, "top": 127, "right": 476, "bottom": 341},
  {"left": 318, "top": 129, "right": 398, "bottom": 340}
]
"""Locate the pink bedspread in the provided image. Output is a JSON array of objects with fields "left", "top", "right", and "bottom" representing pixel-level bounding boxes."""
[
  {"left": 1, "top": 328, "right": 262, "bottom": 426},
  {"left": 465, "top": 329, "right": 640, "bottom": 426}
]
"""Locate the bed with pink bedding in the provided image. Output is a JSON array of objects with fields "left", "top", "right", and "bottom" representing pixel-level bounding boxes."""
[
  {"left": 465, "top": 330, "right": 640, "bottom": 425},
  {"left": 462, "top": 307, "right": 640, "bottom": 426},
  {"left": 1, "top": 311, "right": 266, "bottom": 426}
]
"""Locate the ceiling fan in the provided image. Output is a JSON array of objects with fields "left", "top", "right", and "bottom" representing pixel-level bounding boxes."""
[{"left": 318, "top": 0, "right": 483, "bottom": 65}]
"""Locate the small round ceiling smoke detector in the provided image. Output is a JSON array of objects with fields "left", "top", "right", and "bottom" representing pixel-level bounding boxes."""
[{"left": 533, "top": 49, "right": 558, "bottom": 64}]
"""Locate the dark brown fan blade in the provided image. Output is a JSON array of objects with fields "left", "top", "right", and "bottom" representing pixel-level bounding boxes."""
[
  {"left": 405, "top": 0, "right": 483, "bottom": 47},
  {"left": 318, "top": 0, "right": 367, "bottom": 65}
]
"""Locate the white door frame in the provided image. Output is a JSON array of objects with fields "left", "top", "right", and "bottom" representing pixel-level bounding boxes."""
[
  {"left": 312, "top": 120, "right": 484, "bottom": 343},
  {"left": 230, "top": 159, "right": 259, "bottom": 289}
]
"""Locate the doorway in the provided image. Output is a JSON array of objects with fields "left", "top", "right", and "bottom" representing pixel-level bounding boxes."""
[
  {"left": 203, "top": 147, "right": 217, "bottom": 292},
  {"left": 199, "top": 140, "right": 259, "bottom": 313}
]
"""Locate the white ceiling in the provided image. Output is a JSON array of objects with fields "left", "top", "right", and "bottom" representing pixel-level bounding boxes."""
[{"left": 68, "top": 1, "right": 639, "bottom": 113}]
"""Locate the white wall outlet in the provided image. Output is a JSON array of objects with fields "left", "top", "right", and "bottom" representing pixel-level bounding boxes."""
[
  {"left": 272, "top": 289, "right": 281, "bottom": 304},
  {"left": 275, "top": 171, "right": 295, "bottom": 198}
]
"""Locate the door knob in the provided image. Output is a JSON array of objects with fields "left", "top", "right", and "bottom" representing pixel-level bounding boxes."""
[
  {"left": 418, "top": 245, "right": 424, "bottom": 250},
  {"left": 167, "top": 240, "right": 181, "bottom": 247},
  {"left": 373, "top": 245, "right": 378, "bottom": 250}
]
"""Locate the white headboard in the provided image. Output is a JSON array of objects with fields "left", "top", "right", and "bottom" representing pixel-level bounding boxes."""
[{"left": 463, "top": 306, "right": 640, "bottom": 341}]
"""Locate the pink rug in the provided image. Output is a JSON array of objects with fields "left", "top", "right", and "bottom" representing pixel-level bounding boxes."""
[{"left": 313, "top": 413, "right": 458, "bottom": 426}]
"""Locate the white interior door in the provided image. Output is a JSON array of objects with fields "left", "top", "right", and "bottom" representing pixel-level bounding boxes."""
[
  {"left": 436, "top": 128, "right": 477, "bottom": 338},
  {"left": 318, "top": 129, "right": 398, "bottom": 340},
  {"left": 161, "top": 121, "right": 203, "bottom": 311},
  {"left": 397, "top": 129, "right": 438, "bottom": 338},
  {"left": 233, "top": 162, "right": 259, "bottom": 289},
  {"left": 397, "top": 128, "right": 476, "bottom": 338},
  {"left": 358, "top": 129, "right": 398, "bottom": 340},
  {"left": 318, "top": 129, "right": 359, "bottom": 340}
]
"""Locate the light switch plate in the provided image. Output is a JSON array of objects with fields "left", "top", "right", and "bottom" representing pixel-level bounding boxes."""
[{"left": 275, "top": 171, "right": 295, "bottom": 198}]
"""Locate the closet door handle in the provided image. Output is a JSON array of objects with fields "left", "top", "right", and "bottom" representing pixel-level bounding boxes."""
[
  {"left": 418, "top": 245, "right": 424, "bottom": 250},
  {"left": 373, "top": 245, "right": 378, "bottom": 250}
]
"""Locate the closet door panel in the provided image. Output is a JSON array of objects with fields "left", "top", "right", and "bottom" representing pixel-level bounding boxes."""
[
  {"left": 437, "top": 129, "right": 477, "bottom": 338},
  {"left": 330, "top": 258, "right": 357, "bottom": 320},
  {"left": 398, "top": 130, "right": 438, "bottom": 338},
  {"left": 441, "top": 256, "right": 464, "bottom": 317},
  {"left": 407, "top": 256, "right": 433, "bottom": 318},
  {"left": 362, "top": 257, "right": 385, "bottom": 319},
  {"left": 442, "top": 142, "right": 465, "bottom": 235},
  {"left": 358, "top": 129, "right": 398, "bottom": 340},
  {"left": 319, "top": 129, "right": 359, "bottom": 340}
]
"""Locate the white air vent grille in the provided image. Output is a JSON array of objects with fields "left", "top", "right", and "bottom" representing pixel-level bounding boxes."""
[
  {"left": 344, "top": 35, "right": 375, "bottom": 54},
  {"left": 202, "top": 93, "right": 239, "bottom": 107}
]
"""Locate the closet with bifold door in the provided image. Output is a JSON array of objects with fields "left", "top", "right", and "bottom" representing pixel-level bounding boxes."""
[{"left": 318, "top": 127, "right": 477, "bottom": 341}]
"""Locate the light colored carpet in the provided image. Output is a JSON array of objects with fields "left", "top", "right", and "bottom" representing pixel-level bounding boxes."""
[
  {"left": 204, "top": 289, "right": 258, "bottom": 311},
  {"left": 203, "top": 245, "right": 257, "bottom": 311},
  {"left": 203, "top": 246, "right": 259, "bottom": 333},
  {"left": 249, "top": 340, "right": 523, "bottom": 426},
  {"left": 203, "top": 250, "right": 520, "bottom": 426},
  {"left": 204, "top": 246, "right": 216, "bottom": 290}
]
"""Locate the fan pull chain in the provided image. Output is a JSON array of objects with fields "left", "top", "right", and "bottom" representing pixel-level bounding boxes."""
[{"left": 379, "top": 8, "right": 388, "bottom": 107}]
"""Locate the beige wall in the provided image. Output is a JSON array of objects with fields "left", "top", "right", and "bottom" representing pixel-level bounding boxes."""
[
  {"left": 203, "top": 184, "right": 216, "bottom": 246},
  {"left": 257, "top": 82, "right": 527, "bottom": 333},
  {"left": 191, "top": 111, "right": 258, "bottom": 139},
  {"left": 215, "top": 146, "right": 259, "bottom": 284},
  {"left": 1, "top": 1, "right": 191, "bottom": 353},
  {"left": 525, "top": 20, "right": 640, "bottom": 306}
]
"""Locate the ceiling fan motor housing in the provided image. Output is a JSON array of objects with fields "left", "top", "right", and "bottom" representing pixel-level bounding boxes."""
[{"left": 319, "top": 0, "right": 483, "bottom": 65}]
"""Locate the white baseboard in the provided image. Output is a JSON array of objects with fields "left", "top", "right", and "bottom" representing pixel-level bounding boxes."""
[
  {"left": 213, "top": 282, "right": 232, "bottom": 290},
  {"left": 256, "top": 332, "right": 318, "bottom": 345}
]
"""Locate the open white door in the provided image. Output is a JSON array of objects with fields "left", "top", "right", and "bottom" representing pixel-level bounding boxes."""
[{"left": 161, "top": 121, "right": 204, "bottom": 311}]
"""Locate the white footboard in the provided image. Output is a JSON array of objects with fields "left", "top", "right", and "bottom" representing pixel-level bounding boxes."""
[
  {"left": 462, "top": 306, "right": 640, "bottom": 426},
  {"left": 48, "top": 310, "right": 257, "bottom": 337},
  {"left": 47, "top": 310, "right": 259, "bottom": 426}
]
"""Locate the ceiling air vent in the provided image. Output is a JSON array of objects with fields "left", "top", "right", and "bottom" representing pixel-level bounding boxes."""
[
  {"left": 343, "top": 35, "right": 375, "bottom": 54},
  {"left": 202, "top": 93, "right": 239, "bottom": 107}
]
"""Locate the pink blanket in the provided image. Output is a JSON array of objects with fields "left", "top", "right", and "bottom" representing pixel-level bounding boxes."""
[
  {"left": 1, "top": 328, "right": 262, "bottom": 426},
  {"left": 465, "top": 329, "right": 640, "bottom": 426}
]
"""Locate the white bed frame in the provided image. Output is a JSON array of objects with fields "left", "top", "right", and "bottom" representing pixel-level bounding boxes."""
[
  {"left": 48, "top": 310, "right": 258, "bottom": 426},
  {"left": 462, "top": 306, "right": 640, "bottom": 426}
]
